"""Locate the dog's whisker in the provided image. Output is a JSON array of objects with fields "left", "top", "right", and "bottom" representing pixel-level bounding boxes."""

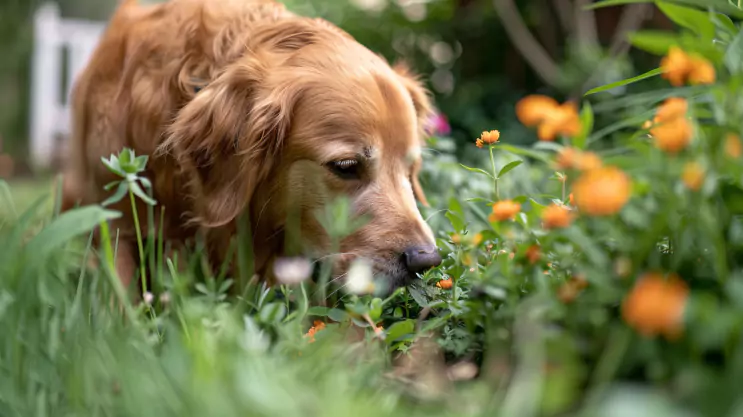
[
  {"left": 425, "top": 209, "right": 448, "bottom": 223},
  {"left": 309, "top": 272, "right": 348, "bottom": 298},
  {"left": 311, "top": 252, "right": 358, "bottom": 264},
  {"left": 254, "top": 195, "right": 275, "bottom": 231},
  {"left": 265, "top": 226, "right": 285, "bottom": 241},
  {"left": 326, "top": 282, "right": 351, "bottom": 300}
]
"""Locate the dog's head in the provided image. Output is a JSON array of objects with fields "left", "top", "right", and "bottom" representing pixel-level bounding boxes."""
[{"left": 164, "top": 17, "right": 441, "bottom": 292}]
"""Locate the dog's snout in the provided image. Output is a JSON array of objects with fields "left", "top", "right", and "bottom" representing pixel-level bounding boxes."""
[{"left": 403, "top": 245, "right": 442, "bottom": 273}]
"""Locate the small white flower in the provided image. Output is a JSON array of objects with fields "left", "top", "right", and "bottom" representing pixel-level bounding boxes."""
[
  {"left": 159, "top": 291, "right": 171, "bottom": 306},
  {"left": 345, "top": 259, "right": 375, "bottom": 295},
  {"left": 142, "top": 292, "right": 154, "bottom": 305},
  {"left": 273, "top": 257, "right": 313, "bottom": 285}
]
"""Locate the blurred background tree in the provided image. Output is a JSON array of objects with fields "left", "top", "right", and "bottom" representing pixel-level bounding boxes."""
[{"left": 0, "top": 0, "right": 675, "bottom": 174}]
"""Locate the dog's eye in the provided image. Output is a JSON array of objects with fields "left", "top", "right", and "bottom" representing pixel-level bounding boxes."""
[{"left": 326, "top": 159, "right": 361, "bottom": 180}]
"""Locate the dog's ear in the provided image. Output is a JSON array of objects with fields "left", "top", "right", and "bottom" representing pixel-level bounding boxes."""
[
  {"left": 392, "top": 61, "right": 435, "bottom": 138},
  {"left": 161, "top": 58, "right": 296, "bottom": 227},
  {"left": 393, "top": 61, "right": 434, "bottom": 207}
]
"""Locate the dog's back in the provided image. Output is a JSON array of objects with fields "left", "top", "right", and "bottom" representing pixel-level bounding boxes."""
[{"left": 61, "top": 0, "right": 292, "bottom": 216}]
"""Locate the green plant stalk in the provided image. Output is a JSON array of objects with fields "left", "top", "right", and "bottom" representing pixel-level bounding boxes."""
[
  {"left": 129, "top": 189, "right": 148, "bottom": 296},
  {"left": 99, "top": 220, "right": 138, "bottom": 325},
  {"left": 157, "top": 207, "right": 165, "bottom": 286},
  {"left": 147, "top": 194, "right": 156, "bottom": 291},
  {"left": 489, "top": 145, "right": 499, "bottom": 199},
  {"left": 580, "top": 326, "right": 632, "bottom": 415}
]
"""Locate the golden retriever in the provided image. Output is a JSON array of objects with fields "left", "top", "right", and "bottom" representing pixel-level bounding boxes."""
[{"left": 61, "top": 0, "right": 442, "bottom": 295}]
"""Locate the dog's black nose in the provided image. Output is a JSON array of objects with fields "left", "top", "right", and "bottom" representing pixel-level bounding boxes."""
[{"left": 403, "top": 245, "right": 442, "bottom": 273}]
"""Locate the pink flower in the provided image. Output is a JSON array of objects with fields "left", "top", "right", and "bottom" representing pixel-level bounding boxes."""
[{"left": 425, "top": 112, "right": 451, "bottom": 136}]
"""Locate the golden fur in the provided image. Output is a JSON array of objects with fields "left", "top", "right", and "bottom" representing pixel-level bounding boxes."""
[{"left": 62, "top": 0, "right": 440, "bottom": 293}]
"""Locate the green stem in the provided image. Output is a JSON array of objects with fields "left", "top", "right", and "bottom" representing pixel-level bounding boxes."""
[
  {"left": 129, "top": 188, "right": 148, "bottom": 295},
  {"left": 489, "top": 145, "right": 499, "bottom": 199},
  {"left": 99, "top": 220, "right": 139, "bottom": 326}
]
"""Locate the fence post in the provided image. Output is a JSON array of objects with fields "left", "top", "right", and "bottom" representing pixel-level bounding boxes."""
[{"left": 30, "top": 2, "right": 62, "bottom": 170}]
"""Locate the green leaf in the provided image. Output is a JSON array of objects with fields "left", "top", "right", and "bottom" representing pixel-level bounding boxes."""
[
  {"left": 135, "top": 155, "right": 149, "bottom": 172},
  {"left": 585, "top": 68, "right": 663, "bottom": 96},
  {"left": 407, "top": 285, "right": 429, "bottom": 307},
  {"left": 465, "top": 197, "right": 492, "bottom": 204},
  {"left": 119, "top": 148, "right": 132, "bottom": 166},
  {"left": 446, "top": 197, "right": 466, "bottom": 232},
  {"left": 259, "top": 302, "right": 287, "bottom": 324},
  {"left": 385, "top": 319, "right": 416, "bottom": 344},
  {"left": 129, "top": 182, "right": 157, "bottom": 206},
  {"left": 459, "top": 164, "right": 494, "bottom": 179},
  {"left": 628, "top": 31, "right": 679, "bottom": 55},
  {"left": 725, "top": 29, "right": 743, "bottom": 74},
  {"left": 138, "top": 177, "right": 153, "bottom": 192},
  {"left": 497, "top": 160, "right": 523, "bottom": 178},
  {"left": 101, "top": 156, "right": 123, "bottom": 177},
  {"left": 0, "top": 180, "right": 17, "bottom": 218},
  {"left": 573, "top": 102, "right": 594, "bottom": 149},
  {"left": 101, "top": 182, "right": 129, "bottom": 207},
  {"left": 369, "top": 298, "right": 383, "bottom": 322},
  {"left": 711, "top": 12, "right": 737, "bottom": 35},
  {"left": 328, "top": 308, "right": 350, "bottom": 322},
  {"left": 498, "top": 144, "right": 552, "bottom": 164},
  {"left": 25, "top": 206, "right": 121, "bottom": 261},
  {"left": 656, "top": 1, "right": 716, "bottom": 40},
  {"left": 588, "top": 0, "right": 743, "bottom": 19},
  {"left": 103, "top": 180, "right": 120, "bottom": 192},
  {"left": 629, "top": 30, "right": 725, "bottom": 61},
  {"left": 307, "top": 306, "right": 331, "bottom": 317}
]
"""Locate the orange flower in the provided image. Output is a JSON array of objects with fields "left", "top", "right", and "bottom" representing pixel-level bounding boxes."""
[
  {"left": 725, "top": 133, "right": 742, "bottom": 158},
  {"left": 649, "top": 98, "right": 693, "bottom": 154},
  {"left": 660, "top": 46, "right": 716, "bottom": 86},
  {"left": 489, "top": 200, "right": 521, "bottom": 222},
  {"left": 572, "top": 275, "right": 588, "bottom": 289},
  {"left": 475, "top": 139, "right": 484, "bottom": 148},
  {"left": 655, "top": 97, "right": 688, "bottom": 122},
  {"left": 305, "top": 320, "right": 326, "bottom": 343},
  {"left": 621, "top": 272, "right": 689, "bottom": 340},
  {"left": 555, "top": 148, "right": 579, "bottom": 169},
  {"left": 660, "top": 46, "right": 693, "bottom": 87},
  {"left": 573, "top": 166, "right": 631, "bottom": 216},
  {"left": 516, "top": 95, "right": 560, "bottom": 126},
  {"left": 556, "top": 148, "right": 601, "bottom": 172},
  {"left": 516, "top": 95, "right": 582, "bottom": 141},
  {"left": 682, "top": 162, "right": 705, "bottom": 191},
  {"left": 479, "top": 130, "right": 500, "bottom": 145},
  {"left": 542, "top": 203, "right": 574, "bottom": 229},
  {"left": 651, "top": 117, "right": 693, "bottom": 153},
  {"left": 472, "top": 233, "right": 483, "bottom": 246},
  {"left": 437, "top": 278, "right": 453, "bottom": 289},
  {"left": 688, "top": 57, "right": 716, "bottom": 85},
  {"left": 525, "top": 245, "right": 541, "bottom": 264},
  {"left": 558, "top": 276, "right": 588, "bottom": 303},
  {"left": 576, "top": 152, "right": 602, "bottom": 171}
]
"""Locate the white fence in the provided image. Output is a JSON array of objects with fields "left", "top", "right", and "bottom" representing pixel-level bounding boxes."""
[{"left": 30, "top": 3, "right": 105, "bottom": 169}]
